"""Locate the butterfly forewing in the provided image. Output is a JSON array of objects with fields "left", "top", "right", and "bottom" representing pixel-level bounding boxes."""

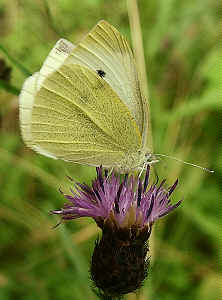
[{"left": 65, "top": 20, "right": 149, "bottom": 139}]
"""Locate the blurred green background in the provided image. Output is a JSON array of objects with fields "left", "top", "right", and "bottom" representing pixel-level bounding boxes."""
[{"left": 0, "top": 0, "right": 221, "bottom": 299}]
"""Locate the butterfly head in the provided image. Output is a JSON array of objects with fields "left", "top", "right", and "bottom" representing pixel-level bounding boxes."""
[{"left": 114, "top": 149, "right": 154, "bottom": 174}]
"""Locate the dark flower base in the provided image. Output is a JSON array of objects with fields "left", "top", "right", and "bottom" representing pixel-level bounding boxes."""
[{"left": 91, "top": 218, "right": 151, "bottom": 298}]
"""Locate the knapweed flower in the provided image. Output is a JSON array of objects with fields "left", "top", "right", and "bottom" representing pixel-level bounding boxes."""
[{"left": 52, "top": 166, "right": 181, "bottom": 298}]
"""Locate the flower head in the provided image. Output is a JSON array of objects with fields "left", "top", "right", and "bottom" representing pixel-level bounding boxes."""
[{"left": 52, "top": 166, "right": 182, "bottom": 298}]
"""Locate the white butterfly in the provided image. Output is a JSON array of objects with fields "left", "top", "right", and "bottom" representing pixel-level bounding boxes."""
[{"left": 19, "top": 20, "right": 153, "bottom": 173}]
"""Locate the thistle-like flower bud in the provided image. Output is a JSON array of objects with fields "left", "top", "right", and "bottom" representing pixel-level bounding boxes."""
[
  {"left": 91, "top": 220, "right": 150, "bottom": 297},
  {"left": 51, "top": 166, "right": 181, "bottom": 298}
]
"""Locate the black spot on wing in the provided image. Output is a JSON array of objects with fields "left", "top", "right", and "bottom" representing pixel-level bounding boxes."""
[{"left": 96, "top": 69, "right": 106, "bottom": 78}]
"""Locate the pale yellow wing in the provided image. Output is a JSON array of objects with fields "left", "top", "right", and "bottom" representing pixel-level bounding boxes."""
[
  {"left": 65, "top": 20, "right": 150, "bottom": 151},
  {"left": 37, "top": 39, "right": 75, "bottom": 90},
  {"left": 23, "top": 63, "right": 142, "bottom": 168},
  {"left": 19, "top": 38, "right": 75, "bottom": 158}
]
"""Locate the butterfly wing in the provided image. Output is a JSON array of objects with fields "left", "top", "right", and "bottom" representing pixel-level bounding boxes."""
[
  {"left": 19, "top": 20, "right": 151, "bottom": 170},
  {"left": 65, "top": 20, "right": 151, "bottom": 152},
  {"left": 20, "top": 61, "right": 142, "bottom": 168},
  {"left": 19, "top": 38, "right": 75, "bottom": 157},
  {"left": 37, "top": 39, "right": 75, "bottom": 90}
]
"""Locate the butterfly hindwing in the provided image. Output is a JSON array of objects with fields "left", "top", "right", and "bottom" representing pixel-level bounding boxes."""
[{"left": 29, "top": 64, "right": 142, "bottom": 167}]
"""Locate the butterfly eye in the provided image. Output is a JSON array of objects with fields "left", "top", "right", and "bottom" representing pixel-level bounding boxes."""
[{"left": 96, "top": 69, "right": 106, "bottom": 78}]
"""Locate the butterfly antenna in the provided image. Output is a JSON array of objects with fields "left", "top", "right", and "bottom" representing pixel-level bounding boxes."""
[{"left": 154, "top": 154, "right": 214, "bottom": 173}]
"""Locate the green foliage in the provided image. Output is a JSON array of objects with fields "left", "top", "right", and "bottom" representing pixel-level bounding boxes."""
[{"left": 0, "top": 0, "right": 220, "bottom": 299}]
